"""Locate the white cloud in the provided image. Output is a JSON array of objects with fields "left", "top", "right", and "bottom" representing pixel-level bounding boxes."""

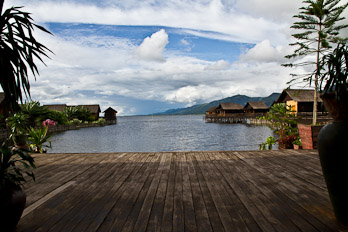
[
  {"left": 136, "top": 29, "right": 169, "bottom": 62},
  {"left": 4, "top": 0, "right": 335, "bottom": 115},
  {"left": 4, "top": 0, "right": 292, "bottom": 45},
  {"left": 24, "top": 27, "right": 303, "bottom": 114},
  {"left": 180, "top": 39, "right": 189, "bottom": 46},
  {"left": 205, "top": 60, "right": 229, "bottom": 70},
  {"left": 240, "top": 40, "right": 287, "bottom": 63},
  {"left": 234, "top": 0, "right": 302, "bottom": 22}
]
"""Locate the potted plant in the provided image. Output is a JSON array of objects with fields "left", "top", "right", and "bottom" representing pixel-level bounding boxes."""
[
  {"left": 317, "top": 43, "right": 348, "bottom": 225},
  {"left": 259, "top": 136, "right": 276, "bottom": 150},
  {"left": 5, "top": 113, "right": 29, "bottom": 148},
  {"left": 292, "top": 137, "right": 302, "bottom": 150},
  {"left": 0, "top": 140, "right": 36, "bottom": 231}
]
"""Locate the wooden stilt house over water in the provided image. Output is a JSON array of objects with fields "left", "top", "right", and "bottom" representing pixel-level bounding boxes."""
[
  {"left": 205, "top": 106, "right": 218, "bottom": 116},
  {"left": 216, "top": 103, "right": 244, "bottom": 116},
  {"left": 244, "top": 102, "right": 269, "bottom": 116},
  {"left": 205, "top": 102, "right": 245, "bottom": 123}
]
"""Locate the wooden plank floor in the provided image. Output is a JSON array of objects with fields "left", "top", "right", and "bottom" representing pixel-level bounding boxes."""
[{"left": 17, "top": 150, "right": 347, "bottom": 231}]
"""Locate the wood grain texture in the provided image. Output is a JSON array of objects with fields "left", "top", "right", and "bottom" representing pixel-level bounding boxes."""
[{"left": 17, "top": 150, "right": 345, "bottom": 231}]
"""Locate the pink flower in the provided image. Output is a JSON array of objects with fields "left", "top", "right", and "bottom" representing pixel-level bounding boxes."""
[{"left": 43, "top": 119, "right": 56, "bottom": 127}]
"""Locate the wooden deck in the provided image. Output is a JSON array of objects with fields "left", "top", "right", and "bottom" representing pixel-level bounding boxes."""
[{"left": 18, "top": 150, "right": 346, "bottom": 231}]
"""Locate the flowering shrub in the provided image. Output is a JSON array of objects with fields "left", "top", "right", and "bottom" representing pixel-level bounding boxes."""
[{"left": 278, "top": 135, "right": 297, "bottom": 149}]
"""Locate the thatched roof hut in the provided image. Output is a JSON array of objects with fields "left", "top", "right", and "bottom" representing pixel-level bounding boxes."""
[
  {"left": 44, "top": 104, "right": 67, "bottom": 112},
  {"left": 276, "top": 89, "right": 322, "bottom": 103},
  {"left": 244, "top": 102, "right": 268, "bottom": 114},
  {"left": 274, "top": 89, "right": 324, "bottom": 113},
  {"left": 216, "top": 103, "right": 244, "bottom": 116},
  {"left": 78, "top": 105, "right": 101, "bottom": 120},
  {"left": 205, "top": 106, "right": 218, "bottom": 116}
]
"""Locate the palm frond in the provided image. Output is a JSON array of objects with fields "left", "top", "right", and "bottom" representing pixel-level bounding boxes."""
[{"left": 0, "top": 4, "right": 52, "bottom": 112}]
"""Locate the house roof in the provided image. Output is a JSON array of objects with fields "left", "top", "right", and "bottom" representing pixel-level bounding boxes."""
[
  {"left": 276, "top": 89, "right": 322, "bottom": 103},
  {"left": 244, "top": 102, "right": 268, "bottom": 110},
  {"left": 206, "top": 106, "right": 217, "bottom": 112},
  {"left": 44, "top": 104, "right": 67, "bottom": 112},
  {"left": 78, "top": 105, "right": 101, "bottom": 114},
  {"left": 103, "top": 107, "right": 118, "bottom": 113},
  {"left": 219, "top": 103, "right": 244, "bottom": 110}
]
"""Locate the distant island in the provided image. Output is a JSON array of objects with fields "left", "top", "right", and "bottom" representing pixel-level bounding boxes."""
[{"left": 154, "top": 93, "right": 281, "bottom": 115}]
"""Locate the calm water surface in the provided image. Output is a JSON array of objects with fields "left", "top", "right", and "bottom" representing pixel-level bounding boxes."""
[{"left": 49, "top": 115, "right": 276, "bottom": 153}]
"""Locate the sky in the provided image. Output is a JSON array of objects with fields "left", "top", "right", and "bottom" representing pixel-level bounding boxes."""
[{"left": 3, "top": 0, "right": 348, "bottom": 115}]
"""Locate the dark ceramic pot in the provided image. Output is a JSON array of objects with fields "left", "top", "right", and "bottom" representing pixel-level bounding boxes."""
[
  {"left": 0, "top": 184, "right": 27, "bottom": 232},
  {"left": 13, "top": 134, "right": 28, "bottom": 146},
  {"left": 318, "top": 92, "right": 348, "bottom": 225},
  {"left": 321, "top": 92, "right": 348, "bottom": 121}
]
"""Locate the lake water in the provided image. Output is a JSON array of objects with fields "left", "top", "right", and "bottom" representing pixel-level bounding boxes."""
[{"left": 49, "top": 115, "right": 276, "bottom": 153}]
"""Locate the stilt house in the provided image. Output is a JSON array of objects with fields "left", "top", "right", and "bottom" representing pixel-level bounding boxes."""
[
  {"left": 216, "top": 103, "right": 244, "bottom": 116},
  {"left": 205, "top": 106, "right": 218, "bottom": 117},
  {"left": 244, "top": 102, "right": 268, "bottom": 115}
]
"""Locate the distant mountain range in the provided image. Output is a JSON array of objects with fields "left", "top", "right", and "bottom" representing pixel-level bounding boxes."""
[{"left": 154, "top": 93, "right": 281, "bottom": 115}]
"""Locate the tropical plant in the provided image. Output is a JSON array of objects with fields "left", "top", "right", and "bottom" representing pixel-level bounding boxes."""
[
  {"left": 28, "top": 127, "right": 51, "bottom": 153},
  {"left": 20, "top": 101, "right": 49, "bottom": 127},
  {"left": 259, "top": 136, "right": 277, "bottom": 150},
  {"left": 293, "top": 137, "right": 302, "bottom": 146},
  {"left": 63, "top": 106, "right": 78, "bottom": 120},
  {"left": 283, "top": 0, "right": 348, "bottom": 125},
  {"left": 262, "top": 103, "right": 299, "bottom": 149},
  {"left": 64, "top": 106, "right": 91, "bottom": 121},
  {"left": 28, "top": 119, "right": 55, "bottom": 153},
  {"left": 320, "top": 43, "right": 348, "bottom": 98},
  {"left": 5, "top": 112, "right": 29, "bottom": 136},
  {"left": 0, "top": 1, "right": 52, "bottom": 112},
  {"left": 0, "top": 140, "right": 35, "bottom": 193}
]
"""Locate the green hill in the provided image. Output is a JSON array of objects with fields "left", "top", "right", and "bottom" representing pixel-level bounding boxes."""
[{"left": 155, "top": 93, "right": 280, "bottom": 115}]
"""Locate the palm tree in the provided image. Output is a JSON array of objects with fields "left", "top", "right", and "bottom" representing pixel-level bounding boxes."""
[
  {"left": 283, "top": 0, "right": 348, "bottom": 125},
  {"left": 0, "top": 0, "right": 52, "bottom": 113}
]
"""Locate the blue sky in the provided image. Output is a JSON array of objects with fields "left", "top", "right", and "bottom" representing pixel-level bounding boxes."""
[
  {"left": 48, "top": 23, "right": 253, "bottom": 63},
  {"left": 4, "top": 0, "right": 348, "bottom": 115}
]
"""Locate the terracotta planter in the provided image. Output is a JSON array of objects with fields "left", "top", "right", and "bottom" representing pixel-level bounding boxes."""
[
  {"left": 297, "top": 124, "right": 323, "bottom": 149},
  {"left": 293, "top": 144, "right": 302, "bottom": 150},
  {"left": 0, "top": 185, "right": 27, "bottom": 231}
]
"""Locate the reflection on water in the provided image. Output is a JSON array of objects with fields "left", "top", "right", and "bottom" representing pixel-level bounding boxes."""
[{"left": 49, "top": 115, "right": 276, "bottom": 153}]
